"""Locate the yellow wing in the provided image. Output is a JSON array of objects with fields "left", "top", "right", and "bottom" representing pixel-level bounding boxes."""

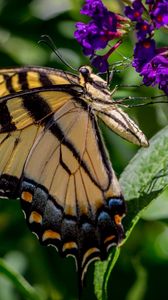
[
  {"left": 0, "top": 125, "right": 42, "bottom": 199},
  {"left": 20, "top": 99, "right": 125, "bottom": 280},
  {"left": 0, "top": 67, "right": 79, "bottom": 198},
  {"left": 0, "top": 66, "right": 126, "bottom": 282},
  {"left": 0, "top": 67, "right": 80, "bottom": 132},
  {"left": 0, "top": 66, "right": 78, "bottom": 97}
]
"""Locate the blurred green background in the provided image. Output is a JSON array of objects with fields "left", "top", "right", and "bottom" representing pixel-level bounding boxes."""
[{"left": 0, "top": 0, "right": 168, "bottom": 299}]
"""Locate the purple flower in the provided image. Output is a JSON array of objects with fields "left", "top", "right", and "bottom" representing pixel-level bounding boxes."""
[
  {"left": 91, "top": 55, "right": 109, "bottom": 72},
  {"left": 91, "top": 40, "right": 122, "bottom": 72},
  {"left": 157, "top": 67, "right": 168, "bottom": 95},
  {"left": 124, "top": 0, "right": 168, "bottom": 94},
  {"left": 133, "top": 39, "right": 156, "bottom": 72},
  {"left": 125, "top": 0, "right": 144, "bottom": 21},
  {"left": 101, "top": 11, "right": 118, "bottom": 36},
  {"left": 75, "top": 15, "right": 119, "bottom": 56},
  {"left": 80, "top": 0, "right": 107, "bottom": 19},
  {"left": 91, "top": 40, "right": 122, "bottom": 73},
  {"left": 76, "top": 21, "right": 103, "bottom": 55},
  {"left": 74, "top": 0, "right": 129, "bottom": 71},
  {"left": 140, "top": 51, "right": 168, "bottom": 94},
  {"left": 146, "top": 0, "right": 155, "bottom": 4},
  {"left": 74, "top": 0, "right": 120, "bottom": 57},
  {"left": 74, "top": 22, "right": 98, "bottom": 55},
  {"left": 136, "top": 20, "right": 154, "bottom": 40},
  {"left": 151, "top": 1, "right": 168, "bottom": 28}
]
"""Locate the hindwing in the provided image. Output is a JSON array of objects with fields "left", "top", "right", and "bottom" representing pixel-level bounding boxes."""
[
  {"left": 0, "top": 125, "right": 42, "bottom": 199},
  {"left": 20, "top": 99, "right": 125, "bottom": 280}
]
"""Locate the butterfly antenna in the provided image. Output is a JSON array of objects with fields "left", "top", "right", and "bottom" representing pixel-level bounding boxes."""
[
  {"left": 39, "top": 34, "right": 77, "bottom": 72},
  {"left": 114, "top": 94, "right": 168, "bottom": 107}
]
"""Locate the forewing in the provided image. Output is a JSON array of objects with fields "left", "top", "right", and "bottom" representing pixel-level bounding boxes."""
[
  {"left": 0, "top": 67, "right": 80, "bottom": 132},
  {"left": 0, "top": 67, "right": 79, "bottom": 198},
  {"left": 20, "top": 99, "right": 126, "bottom": 280},
  {"left": 0, "top": 66, "right": 78, "bottom": 97}
]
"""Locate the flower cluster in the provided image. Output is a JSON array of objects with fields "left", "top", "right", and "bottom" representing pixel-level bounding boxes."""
[
  {"left": 75, "top": 0, "right": 168, "bottom": 95},
  {"left": 125, "top": 0, "right": 168, "bottom": 30},
  {"left": 125, "top": 0, "right": 168, "bottom": 95},
  {"left": 74, "top": 0, "right": 128, "bottom": 72}
]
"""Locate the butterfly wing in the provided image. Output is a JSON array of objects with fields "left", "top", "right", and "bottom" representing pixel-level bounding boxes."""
[
  {"left": 0, "top": 67, "right": 126, "bottom": 281},
  {"left": 0, "top": 125, "right": 43, "bottom": 199},
  {"left": 0, "top": 67, "right": 80, "bottom": 198},
  {"left": 0, "top": 66, "right": 78, "bottom": 97},
  {"left": 0, "top": 67, "right": 81, "bottom": 133},
  {"left": 20, "top": 98, "right": 126, "bottom": 280}
]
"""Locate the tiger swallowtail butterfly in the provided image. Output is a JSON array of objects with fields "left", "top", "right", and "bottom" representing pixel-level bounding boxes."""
[{"left": 0, "top": 65, "right": 148, "bottom": 282}]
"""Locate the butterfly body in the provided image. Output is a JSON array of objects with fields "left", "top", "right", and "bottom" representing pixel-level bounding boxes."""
[{"left": 0, "top": 65, "right": 148, "bottom": 280}]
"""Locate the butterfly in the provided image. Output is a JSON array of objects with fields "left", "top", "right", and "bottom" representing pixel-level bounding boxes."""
[{"left": 0, "top": 65, "right": 148, "bottom": 282}]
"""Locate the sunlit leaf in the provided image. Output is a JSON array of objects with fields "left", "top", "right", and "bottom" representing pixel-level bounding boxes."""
[{"left": 142, "top": 187, "right": 168, "bottom": 220}]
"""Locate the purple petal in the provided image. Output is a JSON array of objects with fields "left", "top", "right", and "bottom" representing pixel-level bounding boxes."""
[{"left": 91, "top": 55, "right": 109, "bottom": 72}]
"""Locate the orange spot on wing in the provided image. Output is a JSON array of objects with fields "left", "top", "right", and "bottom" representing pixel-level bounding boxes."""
[
  {"left": 42, "top": 230, "right": 61, "bottom": 241},
  {"left": 114, "top": 214, "right": 122, "bottom": 225},
  {"left": 29, "top": 211, "right": 42, "bottom": 224},
  {"left": 21, "top": 191, "right": 33, "bottom": 203},
  {"left": 62, "top": 242, "right": 78, "bottom": 252},
  {"left": 104, "top": 235, "right": 115, "bottom": 244}
]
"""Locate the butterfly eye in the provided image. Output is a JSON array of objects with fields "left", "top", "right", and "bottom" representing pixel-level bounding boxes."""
[{"left": 79, "top": 66, "right": 91, "bottom": 78}]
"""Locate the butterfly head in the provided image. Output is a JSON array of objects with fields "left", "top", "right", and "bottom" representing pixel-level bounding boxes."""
[
  {"left": 78, "top": 65, "right": 111, "bottom": 101},
  {"left": 79, "top": 66, "right": 107, "bottom": 87}
]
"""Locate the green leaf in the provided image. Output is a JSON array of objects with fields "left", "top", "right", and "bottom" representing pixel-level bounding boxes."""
[
  {"left": 94, "top": 248, "right": 120, "bottom": 300},
  {"left": 142, "top": 187, "right": 168, "bottom": 220},
  {"left": 94, "top": 125, "right": 168, "bottom": 300},
  {"left": 0, "top": 258, "right": 43, "bottom": 300}
]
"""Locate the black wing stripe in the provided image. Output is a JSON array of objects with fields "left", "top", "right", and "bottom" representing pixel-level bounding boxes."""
[
  {"left": 39, "top": 72, "right": 53, "bottom": 86},
  {"left": 3, "top": 74, "right": 16, "bottom": 94},
  {"left": 0, "top": 133, "right": 10, "bottom": 145},
  {"left": 60, "top": 146, "right": 72, "bottom": 175},
  {"left": 0, "top": 103, "right": 16, "bottom": 132},
  {"left": 18, "top": 72, "right": 29, "bottom": 90},
  {"left": 49, "top": 120, "right": 107, "bottom": 191},
  {"left": 22, "top": 93, "right": 52, "bottom": 124}
]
